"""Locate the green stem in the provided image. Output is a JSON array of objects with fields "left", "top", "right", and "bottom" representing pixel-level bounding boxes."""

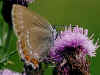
[
  {"left": 0, "top": 50, "right": 17, "bottom": 63},
  {"left": 3, "top": 26, "right": 12, "bottom": 54}
]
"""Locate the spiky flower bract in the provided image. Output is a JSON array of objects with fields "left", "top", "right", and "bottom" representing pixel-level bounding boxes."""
[{"left": 49, "top": 25, "right": 99, "bottom": 75}]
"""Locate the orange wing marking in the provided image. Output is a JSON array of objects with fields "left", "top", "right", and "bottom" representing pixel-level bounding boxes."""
[
  {"left": 23, "top": 49, "right": 28, "bottom": 55},
  {"left": 20, "top": 39, "right": 26, "bottom": 49},
  {"left": 31, "top": 57, "right": 39, "bottom": 68},
  {"left": 25, "top": 55, "right": 30, "bottom": 61}
]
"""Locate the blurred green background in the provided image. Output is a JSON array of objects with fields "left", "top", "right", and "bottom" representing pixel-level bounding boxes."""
[{"left": 0, "top": 0, "right": 100, "bottom": 75}]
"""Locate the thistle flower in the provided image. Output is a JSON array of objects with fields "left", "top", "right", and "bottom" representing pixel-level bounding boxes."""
[
  {"left": 0, "top": 69, "right": 25, "bottom": 75},
  {"left": 49, "top": 25, "right": 99, "bottom": 75},
  {"left": 50, "top": 25, "right": 99, "bottom": 62}
]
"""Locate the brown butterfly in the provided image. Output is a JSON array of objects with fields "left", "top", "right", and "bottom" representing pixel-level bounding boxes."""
[{"left": 12, "top": 4, "right": 55, "bottom": 71}]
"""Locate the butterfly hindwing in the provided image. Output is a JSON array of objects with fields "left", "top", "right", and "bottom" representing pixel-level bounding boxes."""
[{"left": 12, "top": 4, "right": 53, "bottom": 67}]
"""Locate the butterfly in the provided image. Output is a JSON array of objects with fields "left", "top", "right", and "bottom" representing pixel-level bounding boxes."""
[{"left": 11, "top": 4, "right": 57, "bottom": 70}]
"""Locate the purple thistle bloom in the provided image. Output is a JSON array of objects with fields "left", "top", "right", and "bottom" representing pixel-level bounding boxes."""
[
  {"left": 49, "top": 25, "right": 99, "bottom": 75},
  {"left": 50, "top": 25, "right": 99, "bottom": 62},
  {"left": 0, "top": 69, "right": 25, "bottom": 75}
]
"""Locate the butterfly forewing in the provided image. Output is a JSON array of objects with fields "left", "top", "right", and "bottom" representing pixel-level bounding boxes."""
[{"left": 12, "top": 4, "right": 53, "bottom": 66}]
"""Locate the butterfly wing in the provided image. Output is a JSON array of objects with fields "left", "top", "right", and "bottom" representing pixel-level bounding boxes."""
[{"left": 12, "top": 4, "right": 53, "bottom": 65}]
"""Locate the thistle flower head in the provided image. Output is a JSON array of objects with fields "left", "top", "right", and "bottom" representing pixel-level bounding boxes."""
[
  {"left": 0, "top": 69, "right": 25, "bottom": 75},
  {"left": 50, "top": 25, "right": 99, "bottom": 62}
]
